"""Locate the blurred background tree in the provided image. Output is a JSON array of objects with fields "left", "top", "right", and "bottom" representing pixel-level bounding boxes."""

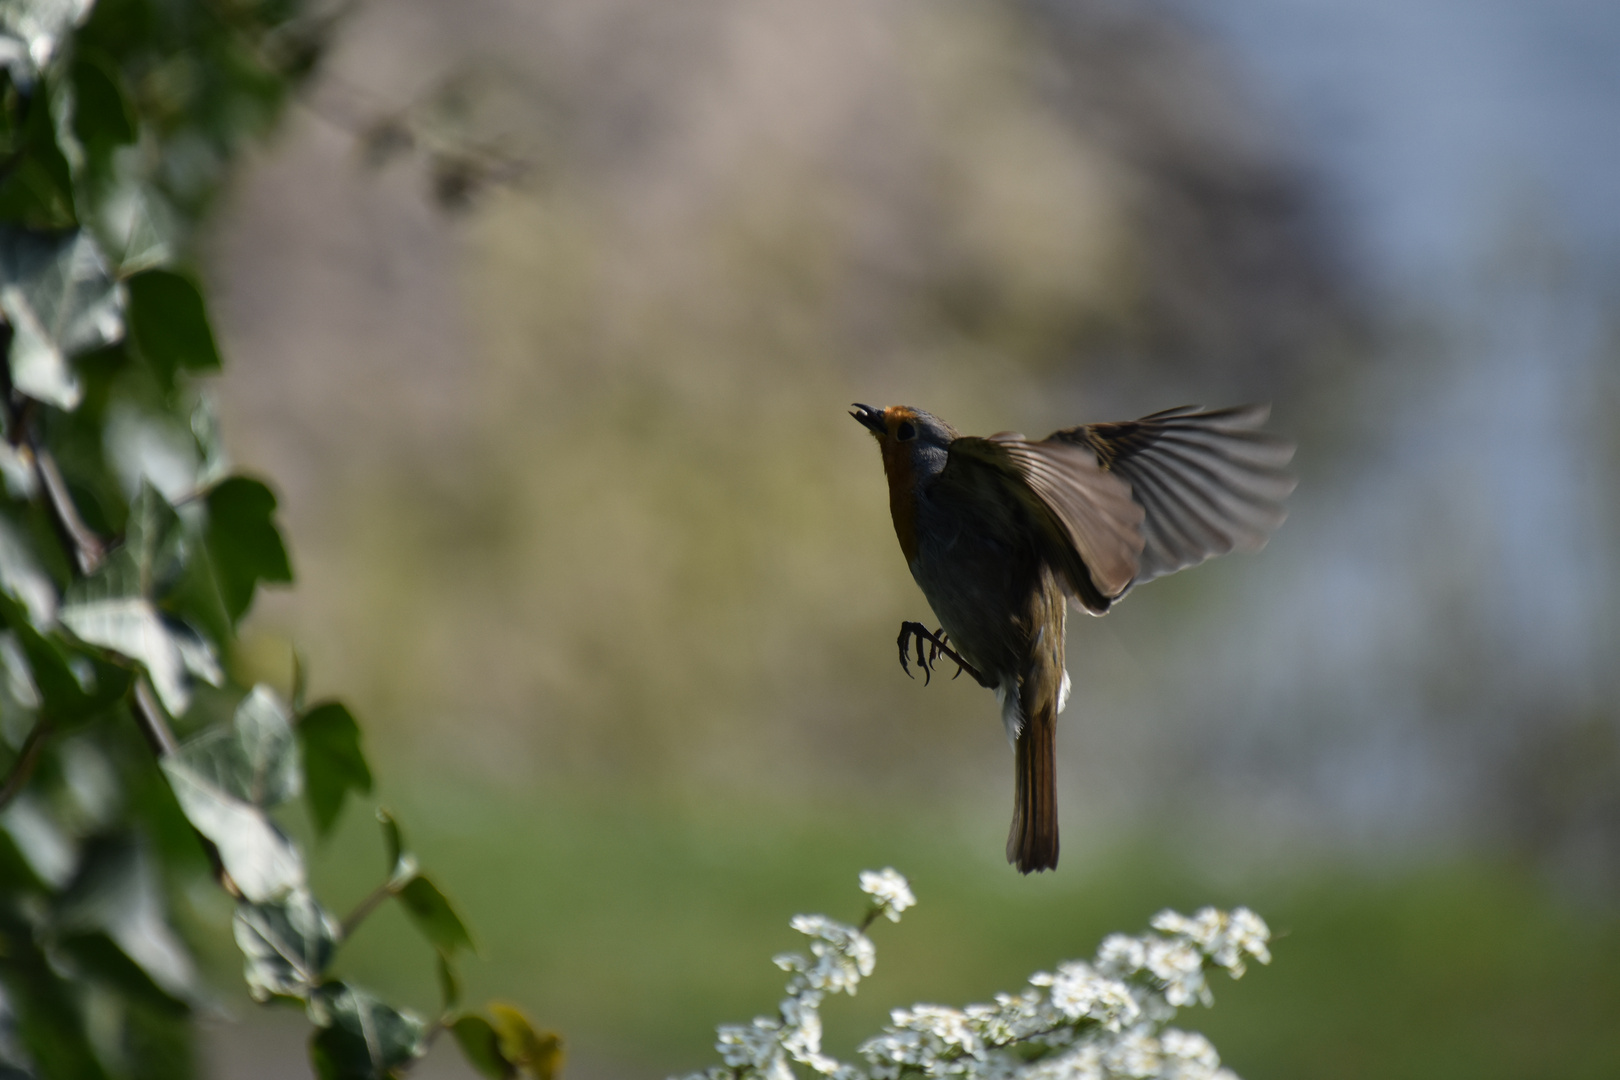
[{"left": 12, "top": 0, "right": 1607, "bottom": 1076}]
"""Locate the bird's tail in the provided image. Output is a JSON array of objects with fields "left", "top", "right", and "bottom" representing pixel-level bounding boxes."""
[{"left": 1006, "top": 682, "right": 1059, "bottom": 873}]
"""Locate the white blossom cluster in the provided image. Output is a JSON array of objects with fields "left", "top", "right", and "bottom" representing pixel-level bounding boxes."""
[{"left": 676, "top": 872, "right": 1270, "bottom": 1080}]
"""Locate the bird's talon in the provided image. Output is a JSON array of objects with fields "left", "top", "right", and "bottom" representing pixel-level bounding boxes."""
[{"left": 896, "top": 621, "right": 983, "bottom": 686}]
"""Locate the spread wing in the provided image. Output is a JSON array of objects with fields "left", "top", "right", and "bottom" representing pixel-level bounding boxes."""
[
  {"left": 1048, "top": 404, "right": 1296, "bottom": 586},
  {"left": 942, "top": 434, "right": 1145, "bottom": 613}
]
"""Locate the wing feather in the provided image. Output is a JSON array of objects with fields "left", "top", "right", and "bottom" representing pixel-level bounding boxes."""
[
  {"left": 1049, "top": 404, "right": 1296, "bottom": 584},
  {"left": 942, "top": 435, "right": 1144, "bottom": 611}
]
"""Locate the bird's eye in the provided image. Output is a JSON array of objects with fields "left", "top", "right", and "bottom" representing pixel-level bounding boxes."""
[{"left": 896, "top": 421, "right": 917, "bottom": 442}]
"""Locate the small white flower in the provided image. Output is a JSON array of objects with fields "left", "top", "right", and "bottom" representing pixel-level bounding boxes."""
[
  {"left": 1144, "top": 938, "right": 1209, "bottom": 1008},
  {"left": 1152, "top": 907, "right": 1272, "bottom": 979},
  {"left": 859, "top": 868, "right": 916, "bottom": 922},
  {"left": 717, "top": 1018, "right": 783, "bottom": 1067},
  {"left": 964, "top": 987, "right": 1056, "bottom": 1044},
  {"left": 696, "top": 878, "right": 1265, "bottom": 1080},
  {"left": 1102, "top": 1029, "right": 1162, "bottom": 1079},
  {"left": 891, "top": 1003, "right": 982, "bottom": 1053},
  {"left": 1160, "top": 1029, "right": 1220, "bottom": 1073},
  {"left": 1095, "top": 934, "right": 1147, "bottom": 978},
  {"left": 780, "top": 994, "right": 824, "bottom": 1060},
  {"left": 1225, "top": 908, "right": 1272, "bottom": 970},
  {"left": 1023, "top": 1043, "right": 1104, "bottom": 1080},
  {"left": 1151, "top": 909, "right": 1223, "bottom": 951},
  {"left": 1046, "top": 962, "right": 1140, "bottom": 1030},
  {"left": 859, "top": 1029, "right": 923, "bottom": 1069},
  {"left": 789, "top": 914, "right": 876, "bottom": 994}
]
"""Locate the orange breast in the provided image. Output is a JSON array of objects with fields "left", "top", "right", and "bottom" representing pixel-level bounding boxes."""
[{"left": 880, "top": 436, "right": 919, "bottom": 564}]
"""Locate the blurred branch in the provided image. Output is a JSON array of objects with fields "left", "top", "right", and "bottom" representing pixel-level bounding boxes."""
[
  {"left": 0, "top": 718, "right": 51, "bottom": 809},
  {"left": 130, "top": 676, "right": 179, "bottom": 758},
  {"left": 0, "top": 327, "right": 103, "bottom": 573},
  {"left": 34, "top": 448, "right": 105, "bottom": 575},
  {"left": 339, "top": 876, "right": 399, "bottom": 940}
]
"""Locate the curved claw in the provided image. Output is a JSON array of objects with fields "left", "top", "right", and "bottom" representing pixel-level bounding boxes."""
[
  {"left": 897, "top": 621, "right": 933, "bottom": 684},
  {"left": 931, "top": 628, "right": 968, "bottom": 680},
  {"left": 895, "top": 621, "right": 984, "bottom": 687}
]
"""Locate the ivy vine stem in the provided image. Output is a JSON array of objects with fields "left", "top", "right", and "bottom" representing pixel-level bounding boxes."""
[
  {"left": 15, "top": 378, "right": 241, "bottom": 893},
  {"left": 0, "top": 717, "right": 51, "bottom": 809},
  {"left": 340, "top": 876, "right": 403, "bottom": 941}
]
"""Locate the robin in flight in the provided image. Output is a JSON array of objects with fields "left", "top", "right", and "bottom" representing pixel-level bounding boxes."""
[{"left": 850, "top": 403, "right": 1295, "bottom": 873}]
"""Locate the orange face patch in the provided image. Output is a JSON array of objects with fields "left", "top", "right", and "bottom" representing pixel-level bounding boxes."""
[{"left": 879, "top": 407, "right": 920, "bottom": 563}]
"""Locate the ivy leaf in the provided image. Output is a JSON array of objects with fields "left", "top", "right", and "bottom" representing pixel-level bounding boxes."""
[
  {"left": 1, "top": 790, "right": 74, "bottom": 887},
  {"left": 178, "top": 685, "right": 301, "bottom": 808},
  {"left": 104, "top": 404, "right": 203, "bottom": 506},
  {"left": 450, "top": 1015, "right": 510, "bottom": 1080},
  {"left": 161, "top": 756, "right": 303, "bottom": 902},
  {"left": 234, "top": 886, "right": 338, "bottom": 1002},
  {"left": 0, "top": 514, "right": 58, "bottom": 629},
  {"left": 204, "top": 476, "right": 292, "bottom": 623},
  {"left": 58, "top": 598, "right": 215, "bottom": 714},
  {"left": 397, "top": 875, "right": 475, "bottom": 956},
  {"left": 436, "top": 950, "right": 461, "bottom": 1012},
  {"left": 0, "top": 0, "right": 95, "bottom": 84},
  {"left": 126, "top": 269, "right": 220, "bottom": 385},
  {"left": 191, "top": 393, "right": 229, "bottom": 487},
  {"left": 59, "top": 484, "right": 220, "bottom": 714},
  {"left": 308, "top": 983, "right": 427, "bottom": 1080},
  {"left": 69, "top": 54, "right": 136, "bottom": 163},
  {"left": 489, "top": 1004, "right": 562, "bottom": 1080},
  {"left": 0, "top": 628, "right": 39, "bottom": 721},
  {"left": 451, "top": 1004, "right": 568, "bottom": 1080},
  {"left": 53, "top": 833, "right": 197, "bottom": 1001},
  {"left": 298, "top": 701, "right": 372, "bottom": 838},
  {"left": 160, "top": 685, "right": 303, "bottom": 902},
  {"left": 93, "top": 176, "right": 178, "bottom": 276},
  {"left": 122, "top": 468, "right": 191, "bottom": 588},
  {"left": 371, "top": 809, "right": 474, "bottom": 955},
  {"left": 0, "top": 79, "right": 76, "bottom": 226},
  {"left": 0, "top": 227, "right": 121, "bottom": 409},
  {"left": 377, "top": 808, "right": 409, "bottom": 881},
  {"left": 0, "top": 591, "right": 129, "bottom": 728}
]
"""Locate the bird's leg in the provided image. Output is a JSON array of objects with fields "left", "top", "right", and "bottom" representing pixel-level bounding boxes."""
[{"left": 897, "top": 622, "right": 984, "bottom": 686}]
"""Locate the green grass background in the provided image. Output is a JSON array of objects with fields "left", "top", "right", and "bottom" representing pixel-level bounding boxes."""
[{"left": 192, "top": 779, "right": 1620, "bottom": 1079}]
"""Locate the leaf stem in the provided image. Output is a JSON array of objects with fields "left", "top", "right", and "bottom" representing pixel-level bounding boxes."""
[
  {"left": 340, "top": 878, "right": 401, "bottom": 941},
  {"left": 130, "top": 676, "right": 179, "bottom": 757},
  {"left": 129, "top": 675, "right": 241, "bottom": 896},
  {"left": 0, "top": 718, "right": 52, "bottom": 809},
  {"left": 33, "top": 447, "right": 105, "bottom": 575}
]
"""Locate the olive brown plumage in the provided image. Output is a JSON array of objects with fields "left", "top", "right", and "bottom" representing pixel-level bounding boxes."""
[{"left": 851, "top": 402, "right": 1295, "bottom": 873}]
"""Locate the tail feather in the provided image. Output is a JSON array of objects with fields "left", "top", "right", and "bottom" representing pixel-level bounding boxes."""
[{"left": 1006, "top": 691, "right": 1059, "bottom": 873}]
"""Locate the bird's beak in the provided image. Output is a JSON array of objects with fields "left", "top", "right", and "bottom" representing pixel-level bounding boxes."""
[{"left": 850, "top": 403, "right": 886, "bottom": 435}]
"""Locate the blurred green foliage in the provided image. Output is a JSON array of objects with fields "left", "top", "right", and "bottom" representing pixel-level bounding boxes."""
[{"left": 0, "top": 1, "right": 548, "bottom": 1076}]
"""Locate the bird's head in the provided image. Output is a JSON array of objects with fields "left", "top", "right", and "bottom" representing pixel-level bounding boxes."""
[
  {"left": 850, "top": 403, "right": 956, "bottom": 513},
  {"left": 849, "top": 403, "right": 955, "bottom": 451}
]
